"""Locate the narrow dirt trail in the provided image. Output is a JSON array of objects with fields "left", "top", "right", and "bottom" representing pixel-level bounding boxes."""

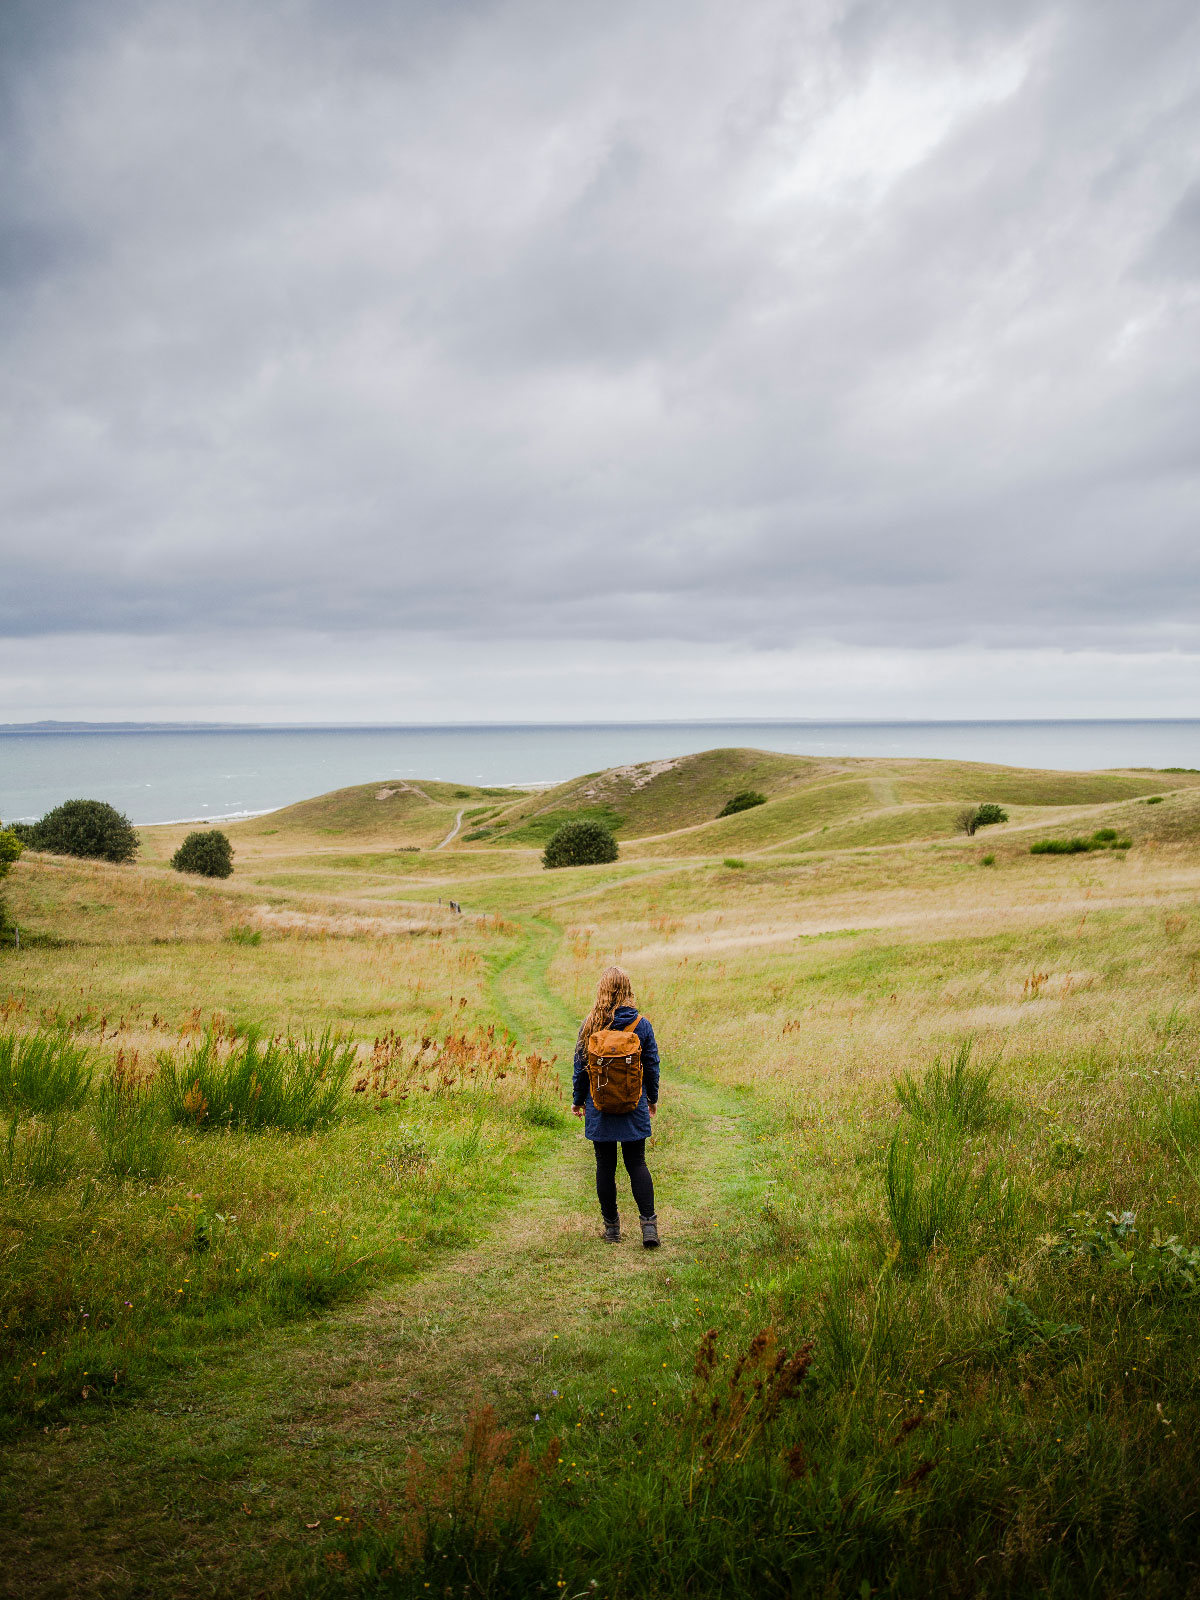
[
  {"left": 2, "top": 914, "right": 763, "bottom": 1600},
  {"left": 433, "top": 807, "right": 466, "bottom": 850}
]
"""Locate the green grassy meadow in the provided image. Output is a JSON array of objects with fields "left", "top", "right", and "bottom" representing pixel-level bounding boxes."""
[{"left": 4, "top": 747, "right": 1200, "bottom": 1596}]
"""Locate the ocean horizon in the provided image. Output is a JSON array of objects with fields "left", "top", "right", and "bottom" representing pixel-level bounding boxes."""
[{"left": 2, "top": 719, "right": 1199, "bottom": 827}]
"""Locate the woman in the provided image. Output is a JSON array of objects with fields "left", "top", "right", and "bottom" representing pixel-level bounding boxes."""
[{"left": 572, "top": 966, "right": 661, "bottom": 1247}]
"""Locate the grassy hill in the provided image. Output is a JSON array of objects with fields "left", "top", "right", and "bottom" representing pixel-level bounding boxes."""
[
  {"left": 239, "top": 778, "right": 523, "bottom": 840},
  {"left": 132, "top": 748, "right": 1200, "bottom": 870},
  {"left": 450, "top": 748, "right": 1200, "bottom": 858},
  {"left": 135, "top": 778, "right": 531, "bottom": 865}
]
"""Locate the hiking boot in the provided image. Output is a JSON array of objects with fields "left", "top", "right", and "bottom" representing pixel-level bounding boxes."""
[
  {"left": 639, "top": 1214, "right": 660, "bottom": 1249},
  {"left": 603, "top": 1216, "right": 621, "bottom": 1243}
]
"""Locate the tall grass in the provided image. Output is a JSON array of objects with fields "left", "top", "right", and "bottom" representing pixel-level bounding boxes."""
[
  {"left": 0, "top": 1113, "right": 72, "bottom": 1188},
  {"left": 158, "top": 1027, "right": 354, "bottom": 1132},
  {"left": 884, "top": 1127, "right": 980, "bottom": 1268},
  {"left": 94, "top": 1057, "right": 174, "bottom": 1181},
  {"left": 329, "top": 1406, "right": 560, "bottom": 1598},
  {"left": 894, "top": 1039, "right": 1001, "bottom": 1131},
  {"left": 0, "top": 1031, "right": 92, "bottom": 1115}
]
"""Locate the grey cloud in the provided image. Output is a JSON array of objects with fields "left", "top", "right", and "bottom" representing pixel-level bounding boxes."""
[
  {"left": 1144, "top": 182, "right": 1200, "bottom": 279},
  {"left": 2, "top": 0, "right": 1199, "bottom": 666}
]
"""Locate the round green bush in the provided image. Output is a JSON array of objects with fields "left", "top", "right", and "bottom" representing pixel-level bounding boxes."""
[
  {"left": 973, "top": 803, "right": 1009, "bottom": 828},
  {"left": 542, "top": 819, "right": 618, "bottom": 869},
  {"left": 15, "top": 799, "right": 139, "bottom": 863},
  {"left": 171, "top": 829, "right": 234, "bottom": 878},
  {"left": 718, "top": 790, "right": 767, "bottom": 818}
]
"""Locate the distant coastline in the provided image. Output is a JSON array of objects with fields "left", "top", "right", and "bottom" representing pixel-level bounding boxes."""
[
  {"left": 4, "top": 719, "right": 1199, "bottom": 827},
  {"left": 4, "top": 717, "right": 1200, "bottom": 734}
]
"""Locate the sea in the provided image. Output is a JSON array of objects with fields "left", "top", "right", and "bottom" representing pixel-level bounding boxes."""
[{"left": 2, "top": 721, "right": 1199, "bottom": 827}]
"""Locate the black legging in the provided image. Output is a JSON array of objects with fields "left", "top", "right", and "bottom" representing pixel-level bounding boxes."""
[{"left": 594, "top": 1138, "right": 655, "bottom": 1220}]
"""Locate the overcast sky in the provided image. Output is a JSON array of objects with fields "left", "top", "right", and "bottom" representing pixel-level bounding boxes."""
[{"left": 2, "top": 0, "right": 1199, "bottom": 721}]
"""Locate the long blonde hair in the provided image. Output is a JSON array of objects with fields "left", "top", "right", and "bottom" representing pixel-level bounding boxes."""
[{"left": 579, "top": 966, "right": 634, "bottom": 1044}]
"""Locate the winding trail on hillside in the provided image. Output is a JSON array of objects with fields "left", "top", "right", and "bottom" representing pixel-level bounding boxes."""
[
  {"left": 0, "top": 910, "right": 762, "bottom": 1600},
  {"left": 434, "top": 807, "right": 466, "bottom": 849}
]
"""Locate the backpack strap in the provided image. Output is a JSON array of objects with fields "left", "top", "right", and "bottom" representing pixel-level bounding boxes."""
[{"left": 626, "top": 1013, "right": 641, "bottom": 1032}]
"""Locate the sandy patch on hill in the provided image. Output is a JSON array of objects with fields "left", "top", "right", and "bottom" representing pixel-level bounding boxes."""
[{"left": 579, "top": 758, "right": 682, "bottom": 800}]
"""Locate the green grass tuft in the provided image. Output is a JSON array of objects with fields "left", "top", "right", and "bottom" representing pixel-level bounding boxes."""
[
  {"left": 158, "top": 1027, "right": 354, "bottom": 1132},
  {"left": 894, "top": 1040, "right": 1001, "bottom": 1132},
  {"left": 0, "top": 1031, "right": 92, "bottom": 1115}
]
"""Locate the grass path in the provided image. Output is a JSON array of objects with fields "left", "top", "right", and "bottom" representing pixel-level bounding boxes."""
[{"left": 1, "top": 917, "right": 765, "bottom": 1599}]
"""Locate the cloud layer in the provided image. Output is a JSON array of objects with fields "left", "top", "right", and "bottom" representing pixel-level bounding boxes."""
[{"left": 3, "top": 0, "right": 1200, "bottom": 715}]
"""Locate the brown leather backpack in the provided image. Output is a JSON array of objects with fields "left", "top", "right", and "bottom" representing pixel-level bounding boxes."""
[{"left": 586, "top": 1013, "right": 644, "bottom": 1114}]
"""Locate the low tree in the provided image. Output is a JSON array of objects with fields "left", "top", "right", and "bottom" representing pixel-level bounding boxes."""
[
  {"left": 974, "top": 803, "right": 1009, "bottom": 829},
  {"left": 956, "top": 803, "right": 1009, "bottom": 837},
  {"left": 172, "top": 829, "right": 234, "bottom": 878},
  {"left": 542, "top": 820, "right": 618, "bottom": 869},
  {"left": 718, "top": 790, "right": 767, "bottom": 818},
  {"left": 13, "top": 799, "right": 139, "bottom": 862},
  {"left": 0, "top": 823, "right": 23, "bottom": 941}
]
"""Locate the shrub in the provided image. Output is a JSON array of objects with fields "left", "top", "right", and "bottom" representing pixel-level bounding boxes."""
[
  {"left": 1146, "top": 795, "right": 1164, "bottom": 804},
  {"left": 955, "top": 803, "right": 1007, "bottom": 835},
  {"left": 0, "top": 824, "right": 21, "bottom": 942},
  {"left": 542, "top": 820, "right": 618, "bottom": 869},
  {"left": 0, "top": 1031, "right": 92, "bottom": 1115},
  {"left": 1031, "top": 831, "right": 1132, "bottom": 856},
  {"left": 973, "top": 803, "right": 1008, "bottom": 828},
  {"left": 13, "top": 799, "right": 138, "bottom": 863},
  {"left": 981, "top": 853, "right": 996, "bottom": 867},
  {"left": 158, "top": 1027, "right": 354, "bottom": 1131},
  {"left": 225, "top": 925, "right": 261, "bottom": 946},
  {"left": 171, "top": 829, "right": 233, "bottom": 878},
  {"left": 0, "top": 828, "right": 21, "bottom": 875},
  {"left": 718, "top": 790, "right": 767, "bottom": 818},
  {"left": 723, "top": 858, "right": 746, "bottom": 869}
]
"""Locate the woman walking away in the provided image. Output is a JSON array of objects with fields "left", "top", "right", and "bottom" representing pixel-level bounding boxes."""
[{"left": 572, "top": 967, "right": 661, "bottom": 1247}]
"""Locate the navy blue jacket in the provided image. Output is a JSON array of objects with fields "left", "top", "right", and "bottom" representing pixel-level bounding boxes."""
[{"left": 573, "top": 1005, "right": 660, "bottom": 1142}]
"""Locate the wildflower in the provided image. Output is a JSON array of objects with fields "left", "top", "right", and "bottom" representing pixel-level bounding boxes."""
[{"left": 534, "top": 1413, "right": 540, "bottom": 1422}]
